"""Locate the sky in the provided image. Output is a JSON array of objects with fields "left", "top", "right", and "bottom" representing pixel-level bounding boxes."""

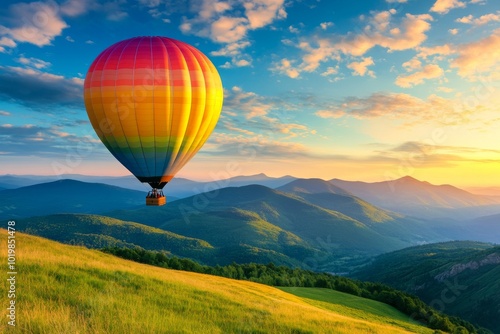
[{"left": 0, "top": 0, "right": 499, "bottom": 187}]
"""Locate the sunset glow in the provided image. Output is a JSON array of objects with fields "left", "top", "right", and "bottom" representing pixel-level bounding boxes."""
[{"left": 0, "top": 0, "right": 499, "bottom": 187}]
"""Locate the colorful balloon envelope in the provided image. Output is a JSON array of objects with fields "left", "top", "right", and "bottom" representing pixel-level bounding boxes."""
[{"left": 83, "top": 36, "right": 223, "bottom": 204}]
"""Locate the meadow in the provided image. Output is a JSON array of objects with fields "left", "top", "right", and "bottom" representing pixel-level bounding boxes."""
[{"left": 0, "top": 230, "right": 434, "bottom": 333}]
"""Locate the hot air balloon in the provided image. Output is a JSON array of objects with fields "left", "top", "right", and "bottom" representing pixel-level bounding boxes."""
[{"left": 83, "top": 36, "right": 223, "bottom": 206}]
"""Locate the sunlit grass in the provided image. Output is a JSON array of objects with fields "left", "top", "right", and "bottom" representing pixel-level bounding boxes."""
[
  {"left": 279, "top": 287, "right": 431, "bottom": 334},
  {"left": 0, "top": 230, "right": 434, "bottom": 333}
]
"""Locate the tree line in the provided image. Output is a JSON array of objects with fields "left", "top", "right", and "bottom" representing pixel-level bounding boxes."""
[{"left": 101, "top": 246, "right": 490, "bottom": 334}]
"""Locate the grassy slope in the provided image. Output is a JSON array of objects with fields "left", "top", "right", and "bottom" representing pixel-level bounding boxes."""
[
  {"left": 279, "top": 287, "right": 430, "bottom": 334},
  {"left": 0, "top": 230, "right": 433, "bottom": 334}
]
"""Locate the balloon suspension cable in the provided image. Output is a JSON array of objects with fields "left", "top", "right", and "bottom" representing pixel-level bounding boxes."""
[{"left": 148, "top": 181, "right": 167, "bottom": 189}]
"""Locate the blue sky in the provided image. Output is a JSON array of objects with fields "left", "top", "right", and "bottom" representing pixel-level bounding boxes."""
[{"left": 0, "top": 0, "right": 499, "bottom": 187}]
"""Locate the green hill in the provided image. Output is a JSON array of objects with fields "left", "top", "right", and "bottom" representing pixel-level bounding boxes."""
[
  {"left": 0, "top": 230, "right": 435, "bottom": 334},
  {"left": 16, "top": 214, "right": 215, "bottom": 261},
  {"left": 109, "top": 185, "right": 418, "bottom": 271},
  {"left": 277, "top": 179, "right": 445, "bottom": 245},
  {"left": 352, "top": 241, "right": 499, "bottom": 333}
]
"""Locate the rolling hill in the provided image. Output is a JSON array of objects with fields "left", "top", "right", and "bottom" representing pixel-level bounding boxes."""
[
  {"left": 0, "top": 179, "right": 445, "bottom": 272},
  {"left": 107, "top": 184, "right": 440, "bottom": 271},
  {"left": 278, "top": 178, "right": 398, "bottom": 223},
  {"left": 277, "top": 178, "right": 446, "bottom": 244},
  {"left": 330, "top": 176, "right": 500, "bottom": 220},
  {"left": 352, "top": 241, "right": 500, "bottom": 333},
  {"left": 15, "top": 214, "right": 215, "bottom": 261},
  {"left": 0, "top": 230, "right": 435, "bottom": 334},
  {"left": 5, "top": 177, "right": 497, "bottom": 270},
  {"left": 0, "top": 179, "right": 152, "bottom": 219}
]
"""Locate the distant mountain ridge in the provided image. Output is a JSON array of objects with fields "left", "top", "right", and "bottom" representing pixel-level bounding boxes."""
[
  {"left": 0, "top": 173, "right": 297, "bottom": 198},
  {"left": 277, "top": 178, "right": 352, "bottom": 196},
  {"left": 0, "top": 179, "right": 148, "bottom": 218},
  {"left": 330, "top": 176, "right": 500, "bottom": 219}
]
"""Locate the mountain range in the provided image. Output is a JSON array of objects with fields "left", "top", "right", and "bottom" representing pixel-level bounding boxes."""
[
  {"left": 330, "top": 176, "right": 500, "bottom": 220},
  {"left": 3, "top": 175, "right": 498, "bottom": 272},
  {"left": 0, "top": 173, "right": 296, "bottom": 197},
  {"left": 107, "top": 183, "right": 428, "bottom": 271},
  {"left": 0, "top": 179, "right": 147, "bottom": 219},
  {"left": 2, "top": 173, "right": 499, "bottom": 220}
]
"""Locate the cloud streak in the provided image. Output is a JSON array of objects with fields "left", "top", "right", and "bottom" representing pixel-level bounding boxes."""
[
  {"left": 0, "top": 123, "right": 101, "bottom": 157},
  {"left": 0, "top": 66, "right": 83, "bottom": 109},
  {"left": 395, "top": 64, "right": 444, "bottom": 87},
  {"left": 315, "top": 92, "right": 481, "bottom": 126}
]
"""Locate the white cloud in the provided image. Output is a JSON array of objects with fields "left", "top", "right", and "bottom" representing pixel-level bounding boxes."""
[
  {"left": 395, "top": 64, "right": 444, "bottom": 87},
  {"left": 402, "top": 58, "right": 422, "bottom": 71},
  {"left": 0, "top": 37, "right": 16, "bottom": 53},
  {"left": 16, "top": 55, "right": 51, "bottom": 69},
  {"left": 181, "top": 0, "right": 286, "bottom": 64},
  {"left": 210, "top": 40, "right": 252, "bottom": 67},
  {"left": 347, "top": 57, "right": 375, "bottom": 77},
  {"left": 321, "top": 66, "right": 338, "bottom": 76},
  {"left": 430, "top": 0, "right": 466, "bottom": 14},
  {"left": 138, "top": 0, "right": 161, "bottom": 8},
  {"left": 65, "top": 35, "right": 74, "bottom": 42},
  {"left": 271, "top": 58, "right": 300, "bottom": 78},
  {"left": 450, "top": 28, "right": 500, "bottom": 79},
  {"left": 0, "top": 0, "right": 125, "bottom": 50},
  {"left": 456, "top": 14, "right": 473, "bottom": 23},
  {"left": 0, "top": 1, "right": 68, "bottom": 47},
  {"left": 60, "top": 0, "right": 94, "bottom": 17},
  {"left": 0, "top": 66, "right": 83, "bottom": 108},
  {"left": 456, "top": 12, "right": 500, "bottom": 25},
  {"left": 182, "top": 0, "right": 286, "bottom": 42},
  {"left": 315, "top": 92, "right": 477, "bottom": 127},
  {"left": 281, "top": 10, "right": 433, "bottom": 77},
  {"left": 417, "top": 44, "right": 454, "bottom": 58},
  {"left": 244, "top": 0, "right": 286, "bottom": 29},
  {"left": 224, "top": 86, "right": 274, "bottom": 119},
  {"left": 320, "top": 22, "right": 333, "bottom": 30},
  {"left": 449, "top": 28, "right": 459, "bottom": 35},
  {"left": 0, "top": 37, "right": 16, "bottom": 48}
]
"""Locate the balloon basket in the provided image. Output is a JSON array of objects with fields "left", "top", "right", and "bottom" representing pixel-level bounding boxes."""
[
  {"left": 146, "top": 189, "right": 166, "bottom": 206},
  {"left": 146, "top": 196, "right": 166, "bottom": 206}
]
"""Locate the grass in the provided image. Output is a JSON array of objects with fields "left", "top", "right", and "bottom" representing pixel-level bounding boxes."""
[
  {"left": 279, "top": 287, "right": 431, "bottom": 334},
  {"left": 0, "top": 230, "right": 435, "bottom": 333}
]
